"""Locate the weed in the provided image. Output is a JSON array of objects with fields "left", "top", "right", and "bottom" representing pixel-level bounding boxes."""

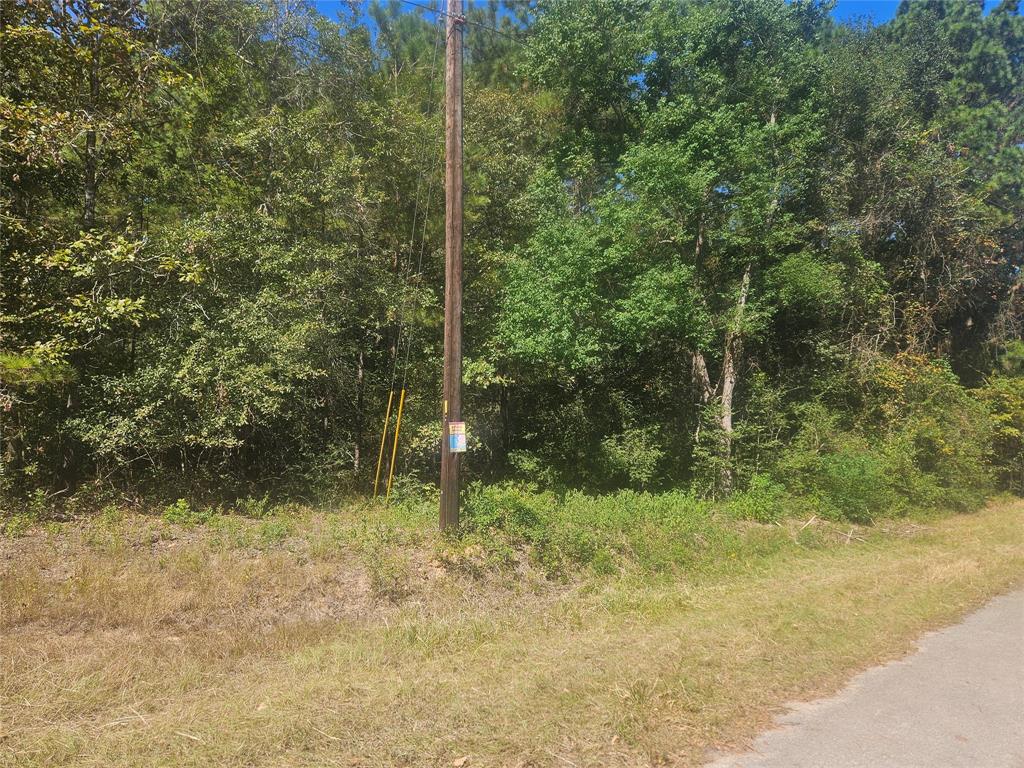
[
  {"left": 726, "top": 474, "right": 789, "bottom": 523},
  {"left": 1, "top": 490, "right": 45, "bottom": 537},
  {"left": 366, "top": 547, "right": 412, "bottom": 601},
  {"left": 207, "top": 513, "right": 250, "bottom": 548},
  {"left": 257, "top": 518, "right": 293, "bottom": 547},
  {"left": 99, "top": 504, "right": 123, "bottom": 526},
  {"left": 462, "top": 481, "right": 546, "bottom": 540},
  {"left": 237, "top": 494, "right": 273, "bottom": 519},
  {"left": 27, "top": 488, "right": 48, "bottom": 520},
  {"left": 1, "top": 497, "right": 1021, "bottom": 768},
  {"left": 457, "top": 484, "right": 734, "bottom": 578},
  {"left": 2, "top": 513, "right": 33, "bottom": 538},
  {"left": 162, "top": 498, "right": 212, "bottom": 527}
]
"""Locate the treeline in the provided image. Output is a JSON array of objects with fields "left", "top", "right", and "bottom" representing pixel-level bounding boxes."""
[{"left": 1, "top": 0, "right": 1021, "bottom": 508}]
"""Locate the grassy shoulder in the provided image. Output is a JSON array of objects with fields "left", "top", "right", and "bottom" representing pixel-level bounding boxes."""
[{"left": 1, "top": 495, "right": 1022, "bottom": 767}]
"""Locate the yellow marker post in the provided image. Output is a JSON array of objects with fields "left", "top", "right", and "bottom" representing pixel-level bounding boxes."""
[
  {"left": 373, "top": 390, "right": 394, "bottom": 499},
  {"left": 384, "top": 389, "right": 407, "bottom": 504}
]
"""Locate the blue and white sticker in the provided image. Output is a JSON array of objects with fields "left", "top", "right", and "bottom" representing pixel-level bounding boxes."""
[{"left": 449, "top": 421, "right": 466, "bottom": 453}]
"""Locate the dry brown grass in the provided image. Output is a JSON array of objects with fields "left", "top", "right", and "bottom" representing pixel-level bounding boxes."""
[{"left": 1, "top": 498, "right": 1022, "bottom": 767}]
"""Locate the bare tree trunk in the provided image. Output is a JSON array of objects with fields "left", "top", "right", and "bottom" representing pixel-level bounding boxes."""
[
  {"left": 353, "top": 350, "right": 364, "bottom": 473},
  {"left": 718, "top": 261, "right": 752, "bottom": 494},
  {"left": 499, "top": 384, "right": 511, "bottom": 463},
  {"left": 691, "top": 351, "right": 713, "bottom": 405},
  {"left": 83, "top": 2, "right": 100, "bottom": 229},
  {"left": 690, "top": 348, "right": 714, "bottom": 448},
  {"left": 690, "top": 218, "right": 714, "bottom": 438}
]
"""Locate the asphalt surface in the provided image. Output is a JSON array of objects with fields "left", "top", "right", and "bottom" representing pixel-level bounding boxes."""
[{"left": 706, "top": 589, "right": 1024, "bottom": 768}]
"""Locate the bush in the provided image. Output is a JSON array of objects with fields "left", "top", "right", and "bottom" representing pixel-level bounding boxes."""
[
  {"left": 162, "top": 498, "right": 212, "bottom": 527},
  {"left": 771, "top": 357, "right": 997, "bottom": 520},
  {"left": 458, "top": 484, "right": 724, "bottom": 577},
  {"left": 896, "top": 359, "right": 993, "bottom": 509},
  {"left": 726, "top": 474, "right": 789, "bottom": 523},
  {"left": 979, "top": 374, "right": 1024, "bottom": 494},
  {"left": 461, "top": 482, "right": 547, "bottom": 541},
  {"left": 507, "top": 450, "right": 558, "bottom": 488},
  {"left": 813, "top": 440, "right": 901, "bottom": 522},
  {"left": 599, "top": 427, "right": 664, "bottom": 488},
  {"left": 854, "top": 355, "right": 994, "bottom": 507},
  {"left": 774, "top": 405, "right": 904, "bottom": 523},
  {"left": 236, "top": 494, "right": 273, "bottom": 519}
]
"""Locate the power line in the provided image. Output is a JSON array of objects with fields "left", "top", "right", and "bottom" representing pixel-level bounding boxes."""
[
  {"left": 384, "top": 33, "right": 439, "bottom": 399},
  {"left": 399, "top": 13, "right": 445, "bottom": 393},
  {"left": 395, "top": 0, "right": 523, "bottom": 41},
  {"left": 375, "top": 7, "right": 445, "bottom": 502}
]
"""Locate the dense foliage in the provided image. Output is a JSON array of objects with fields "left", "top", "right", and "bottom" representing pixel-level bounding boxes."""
[{"left": 1, "top": 0, "right": 1021, "bottom": 511}]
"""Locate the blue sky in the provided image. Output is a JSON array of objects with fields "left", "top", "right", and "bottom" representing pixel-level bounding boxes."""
[
  {"left": 313, "top": 1, "right": 1008, "bottom": 27},
  {"left": 313, "top": 1, "right": 913, "bottom": 26},
  {"left": 831, "top": 0, "right": 1003, "bottom": 23},
  {"left": 830, "top": 1, "right": 906, "bottom": 22}
]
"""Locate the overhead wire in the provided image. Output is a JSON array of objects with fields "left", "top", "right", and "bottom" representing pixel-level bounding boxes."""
[
  {"left": 393, "top": 0, "right": 517, "bottom": 393},
  {"left": 396, "top": 0, "right": 523, "bottom": 41},
  {"left": 376, "top": 5, "right": 446, "bottom": 502},
  {"left": 399, "top": 21, "right": 449, "bottom": 394},
  {"left": 377, "top": 0, "right": 514, "bottom": 500}
]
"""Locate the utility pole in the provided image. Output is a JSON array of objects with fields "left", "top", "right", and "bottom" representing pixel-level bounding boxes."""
[{"left": 440, "top": 0, "right": 464, "bottom": 531}]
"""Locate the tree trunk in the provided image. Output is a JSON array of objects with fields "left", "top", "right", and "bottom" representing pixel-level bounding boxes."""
[
  {"left": 353, "top": 349, "right": 364, "bottom": 473},
  {"left": 691, "top": 351, "right": 713, "bottom": 405},
  {"left": 718, "top": 261, "right": 752, "bottom": 494},
  {"left": 690, "top": 217, "right": 714, "bottom": 438},
  {"left": 83, "top": 2, "right": 100, "bottom": 229},
  {"left": 691, "top": 349, "right": 713, "bottom": 444},
  {"left": 499, "top": 384, "right": 510, "bottom": 461}
]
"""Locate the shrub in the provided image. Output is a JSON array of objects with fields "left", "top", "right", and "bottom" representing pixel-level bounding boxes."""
[
  {"left": 256, "top": 518, "right": 293, "bottom": 546},
  {"left": 236, "top": 494, "right": 273, "bottom": 519},
  {"left": 773, "top": 357, "right": 997, "bottom": 519},
  {"left": 458, "top": 484, "right": 723, "bottom": 577},
  {"left": 877, "top": 432, "right": 944, "bottom": 509},
  {"left": 507, "top": 450, "right": 559, "bottom": 488},
  {"left": 853, "top": 355, "right": 994, "bottom": 509},
  {"left": 776, "top": 428, "right": 902, "bottom": 523},
  {"left": 732, "top": 371, "right": 789, "bottom": 480},
  {"left": 162, "top": 498, "right": 212, "bottom": 527},
  {"left": 812, "top": 440, "right": 901, "bottom": 522},
  {"left": 365, "top": 547, "right": 412, "bottom": 601},
  {"left": 726, "top": 474, "right": 789, "bottom": 523},
  {"left": 979, "top": 374, "right": 1024, "bottom": 494},
  {"left": 897, "top": 359, "right": 993, "bottom": 509},
  {"left": 600, "top": 427, "right": 664, "bottom": 488},
  {"left": 461, "top": 482, "right": 547, "bottom": 541}
]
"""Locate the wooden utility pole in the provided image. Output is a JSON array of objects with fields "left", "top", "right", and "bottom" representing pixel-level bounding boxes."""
[{"left": 440, "top": 0, "right": 464, "bottom": 531}]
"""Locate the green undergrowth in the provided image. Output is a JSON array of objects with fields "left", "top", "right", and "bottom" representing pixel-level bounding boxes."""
[
  {"left": 449, "top": 478, "right": 995, "bottom": 581},
  {"left": 2, "top": 470, "right": 1002, "bottom": 593}
]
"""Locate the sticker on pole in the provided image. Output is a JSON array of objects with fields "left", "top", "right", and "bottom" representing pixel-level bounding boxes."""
[{"left": 449, "top": 421, "right": 466, "bottom": 453}]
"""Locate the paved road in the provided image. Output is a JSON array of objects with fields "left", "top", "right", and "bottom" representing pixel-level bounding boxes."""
[{"left": 707, "top": 589, "right": 1024, "bottom": 768}]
